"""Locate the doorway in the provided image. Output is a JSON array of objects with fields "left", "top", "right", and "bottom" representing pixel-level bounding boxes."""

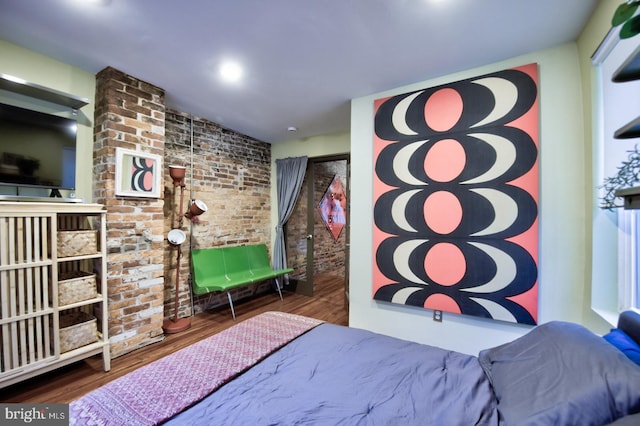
[{"left": 285, "top": 155, "right": 350, "bottom": 305}]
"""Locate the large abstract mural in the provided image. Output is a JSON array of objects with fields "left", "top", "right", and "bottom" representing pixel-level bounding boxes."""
[{"left": 372, "top": 63, "right": 539, "bottom": 325}]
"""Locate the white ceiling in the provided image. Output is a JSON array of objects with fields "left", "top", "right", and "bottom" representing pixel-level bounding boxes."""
[{"left": 0, "top": 0, "right": 598, "bottom": 144}]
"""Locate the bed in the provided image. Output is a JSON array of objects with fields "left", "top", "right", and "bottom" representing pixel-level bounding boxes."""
[{"left": 70, "top": 310, "right": 640, "bottom": 425}]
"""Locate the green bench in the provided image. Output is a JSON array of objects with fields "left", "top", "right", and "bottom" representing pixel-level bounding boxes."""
[{"left": 191, "top": 244, "right": 293, "bottom": 319}]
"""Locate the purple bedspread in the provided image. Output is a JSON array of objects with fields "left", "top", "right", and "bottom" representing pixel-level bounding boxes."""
[
  {"left": 167, "top": 323, "right": 498, "bottom": 425},
  {"left": 70, "top": 312, "right": 323, "bottom": 425}
]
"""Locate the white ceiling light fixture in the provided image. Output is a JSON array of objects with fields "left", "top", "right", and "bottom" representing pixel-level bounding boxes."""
[
  {"left": 76, "top": 0, "right": 110, "bottom": 5},
  {"left": 219, "top": 61, "right": 244, "bottom": 83}
]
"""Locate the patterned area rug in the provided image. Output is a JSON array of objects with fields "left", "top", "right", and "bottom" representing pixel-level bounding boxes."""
[{"left": 70, "top": 312, "right": 323, "bottom": 425}]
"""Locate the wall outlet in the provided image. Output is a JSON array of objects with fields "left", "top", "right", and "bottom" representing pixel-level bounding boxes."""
[{"left": 433, "top": 310, "right": 443, "bottom": 322}]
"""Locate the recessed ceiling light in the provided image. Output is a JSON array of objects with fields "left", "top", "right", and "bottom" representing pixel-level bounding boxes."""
[
  {"left": 287, "top": 126, "right": 298, "bottom": 132},
  {"left": 77, "top": 0, "right": 109, "bottom": 5},
  {"left": 219, "top": 61, "right": 243, "bottom": 83}
]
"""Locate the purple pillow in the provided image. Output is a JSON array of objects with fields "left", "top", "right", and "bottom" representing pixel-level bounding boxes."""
[
  {"left": 479, "top": 321, "right": 640, "bottom": 425},
  {"left": 604, "top": 328, "right": 640, "bottom": 366}
]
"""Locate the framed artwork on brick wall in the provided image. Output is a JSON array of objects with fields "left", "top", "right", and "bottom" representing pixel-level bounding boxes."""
[
  {"left": 372, "top": 63, "right": 539, "bottom": 325},
  {"left": 115, "top": 148, "right": 162, "bottom": 198}
]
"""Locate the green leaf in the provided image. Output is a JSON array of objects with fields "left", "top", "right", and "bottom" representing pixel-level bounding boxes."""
[
  {"left": 620, "top": 14, "right": 640, "bottom": 38},
  {"left": 613, "top": 2, "right": 639, "bottom": 27}
]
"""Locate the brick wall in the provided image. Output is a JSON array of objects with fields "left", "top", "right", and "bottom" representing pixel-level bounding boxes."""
[
  {"left": 94, "top": 67, "right": 166, "bottom": 357},
  {"left": 95, "top": 68, "right": 276, "bottom": 357},
  {"left": 164, "top": 110, "right": 273, "bottom": 316}
]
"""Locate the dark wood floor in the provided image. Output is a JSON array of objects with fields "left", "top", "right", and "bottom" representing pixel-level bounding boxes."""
[{"left": 0, "top": 274, "right": 348, "bottom": 403}]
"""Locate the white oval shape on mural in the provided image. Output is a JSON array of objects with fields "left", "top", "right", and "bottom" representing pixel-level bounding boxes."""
[
  {"left": 461, "top": 133, "right": 516, "bottom": 185},
  {"left": 392, "top": 91, "right": 423, "bottom": 136},
  {"left": 470, "top": 77, "right": 518, "bottom": 127},
  {"left": 393, "top": 140, "right": 429, "bottom": 185},
  {"left": 461, "top": 242, "right": 517, "bottom": 294},
  {"left": 469, "top": 297, "right": 516, "bottom": 323},
  {"left": 469, "top": 188, "right": 518, "bottom": 236},
  {"left": 394, "top": 239, "right": 429, "bottom": 285},
  {"left": 392, "top": 189, "right": 421, "bottom": 232},
  {"left": 391, "top": 286, "right": 426, "bottom": 304}
]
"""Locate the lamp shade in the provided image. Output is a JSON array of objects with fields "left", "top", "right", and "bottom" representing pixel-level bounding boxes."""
[
  {"left": 167, "top": 229, "right": 186, "bottom": 245},
  {"left": 169, "top": 165, "right": 186, "bottom": 186},
  {"left": 185, "top": 199, "right": 208, "bottom": 219}
]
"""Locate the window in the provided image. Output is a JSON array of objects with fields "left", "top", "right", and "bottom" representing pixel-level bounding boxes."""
[{"left": 592, "top": 28, "right": 640, "bottom": 318}]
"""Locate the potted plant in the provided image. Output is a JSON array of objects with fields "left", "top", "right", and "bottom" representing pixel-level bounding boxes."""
[
  {"left": 613, "top": 0, "right": 640, "bottom": 39},
  {"left": 601, "top": 145, "right": 640, "bottom": 209}
]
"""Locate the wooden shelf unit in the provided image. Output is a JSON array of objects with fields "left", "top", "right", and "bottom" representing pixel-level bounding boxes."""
[{"left": 0, "top": 202, "right": 109, "bottom": 389}]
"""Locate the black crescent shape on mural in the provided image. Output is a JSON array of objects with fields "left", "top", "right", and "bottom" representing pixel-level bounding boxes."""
[
  {"left": 375, "top": 237, "right": 406, "bottom": 282},
  {"left": 459, "top": 69, "right": 537, "bottom": 131},
  {"left": 374, "top": 91, "right": 424, "bottom": 142},
  {"left": 434, "top": 81, "right": 498, "bottom": 134},
  {"left": 479, "top": 68, "right": 538, "bottom": 126},
  {"left": 467, "top": 185, "right": 538, "bottom": 239},
  {"left": 444, "top": 240, "right": 499, "bottom": 288},
  {"left": 373, "top": 190, "right": 412, "bottom": 236},
  {"left": 454, "top": 128, "right": 537, "bottom": 185},
  {"left": 453, "top": 239, "right": 537, "bottom": 297},
  {"left": 374, "top": 140, "right": 423, "bottom": 187},
  {"left": 374, "top": 283, "right": 420, "bottom": 303},
  {"left": 404, "top": 288, "right": 435, "bottom": 307},
  {"left": 458, "top": 296, "right": 536, "bottom": 325},
  {"left": 458, "top": 127, "right": 537, "bottom": 184}
]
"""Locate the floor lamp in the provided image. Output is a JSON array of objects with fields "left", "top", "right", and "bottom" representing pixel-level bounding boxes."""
[{"left": 163, "top": 165, "right": 207, "bottom": 334}]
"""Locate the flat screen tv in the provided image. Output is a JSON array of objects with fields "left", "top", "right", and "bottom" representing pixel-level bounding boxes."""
[{"left": 0, "top": 102, "right": 77, "bottom": 195}]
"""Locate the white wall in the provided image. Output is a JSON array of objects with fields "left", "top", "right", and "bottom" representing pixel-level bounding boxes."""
[
  {"left": 0, "top": 40, "right": 95, "bottom": 201},
  {"left": 350, "top": 43, "right": 592, "bottom": 355}
]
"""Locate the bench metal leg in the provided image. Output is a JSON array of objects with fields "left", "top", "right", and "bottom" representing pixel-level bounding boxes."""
[
  {"left": 227, "top": 291, "right": 236, "bottom": 321},
  {"left": 275, "top": 279, "right": 283, "bottom": 302}
]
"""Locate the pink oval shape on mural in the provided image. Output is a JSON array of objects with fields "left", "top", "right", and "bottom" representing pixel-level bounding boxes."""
[
  {"left": 424, "top": 88, "right": 463, "bottom": 132},
  {"left": 143, "top": 159, "right": 154, "bottom": 191},
  {"left": 424, "top": 138, "right": 465, "bottom": 182},
  {"left": 424, "top": 293, "right": 461, "bottom": 313},
  {"left": 424, "top": 191, "right": 462, "bottom": 234},
  {"left": 424, "top": 242, "right": 466, "bottom": 286}
]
